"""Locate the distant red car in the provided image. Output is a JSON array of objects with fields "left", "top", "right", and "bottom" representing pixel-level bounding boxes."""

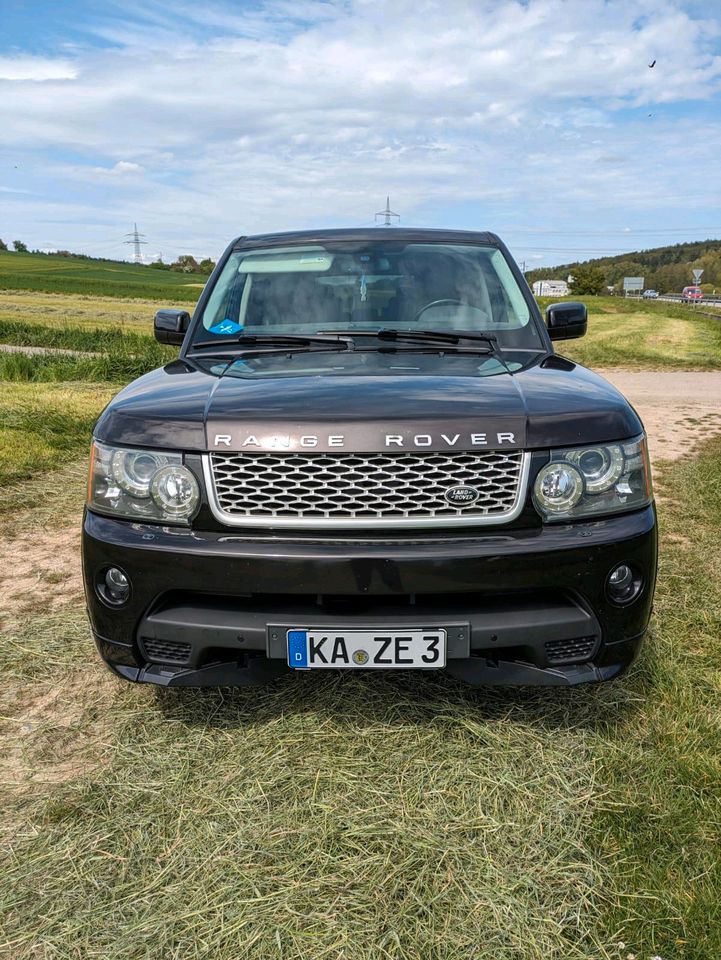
[{"left": 682, "top": 286, "right": 703, "bottom": 301}]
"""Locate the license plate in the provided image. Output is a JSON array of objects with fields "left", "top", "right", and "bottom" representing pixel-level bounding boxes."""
[{"left": 287, "top": 629, "right": 446, "bottom": 670}]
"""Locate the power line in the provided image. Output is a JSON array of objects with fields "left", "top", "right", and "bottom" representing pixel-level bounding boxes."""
[
  {"left": 521, "top": 249, "right": 636, "bottom": 254},
  {"left": 375, "top": 197, "right": 400, "bottom": 227},
  {"left": 123, "top": 223, "right": 148, "bottom": 263},
  {"left": 501, "top": 227, "right": 721, "bottom": 236}
]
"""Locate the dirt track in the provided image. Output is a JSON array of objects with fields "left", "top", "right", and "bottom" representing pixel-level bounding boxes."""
[{"left": 601, "top": 369, "right": 721, "bottom": 463}]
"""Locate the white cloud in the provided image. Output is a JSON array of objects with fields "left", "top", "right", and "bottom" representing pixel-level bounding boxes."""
[
  {"left": 0, "top": 56, "right": 77, "bottom": 81},
  {"left": 92, "top": 161, "right": 145, "bottom": 177},
  {"left": 1, "top": 0, "right": 720, "bottom": 260}
]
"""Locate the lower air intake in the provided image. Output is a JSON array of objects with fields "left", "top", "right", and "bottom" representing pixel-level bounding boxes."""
[
  {"left": 544, "top": 636, "right": 597, "bottom": 666},
  {"left": 142, "top": 638, "right": 192, "bottom": 664}
]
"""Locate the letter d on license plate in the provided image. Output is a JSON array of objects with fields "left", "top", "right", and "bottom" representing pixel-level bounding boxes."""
[{"left": 287, "top": 629, "right": 446, "bottom": 669}]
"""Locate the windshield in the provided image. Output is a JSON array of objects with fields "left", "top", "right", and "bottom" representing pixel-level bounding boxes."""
[{"left": 192, "top": 241, "right": 543, "bottom": 351}]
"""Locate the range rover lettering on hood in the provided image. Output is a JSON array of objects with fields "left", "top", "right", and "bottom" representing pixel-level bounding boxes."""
[{"left": 206, "top": 420, "right": 527, "bottom": 452}]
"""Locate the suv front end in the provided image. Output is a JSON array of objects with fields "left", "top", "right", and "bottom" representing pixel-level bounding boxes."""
[{"left": 82, "top": 229, "right": 657, "bottom": 688}]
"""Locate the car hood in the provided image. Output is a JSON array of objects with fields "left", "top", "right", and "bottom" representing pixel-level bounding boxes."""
[{"left": 94, "top": 356, "right": 643, "bottom": 452}]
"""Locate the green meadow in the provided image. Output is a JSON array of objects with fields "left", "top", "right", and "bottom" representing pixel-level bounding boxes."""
[
  {"left": 0, "top": 250, "right": 205, "bottom": 301},
  {"left": 1, "top": 273, "right": 721, "bottom": 958}
]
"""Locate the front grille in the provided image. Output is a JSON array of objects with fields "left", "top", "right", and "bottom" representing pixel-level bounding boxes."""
[
  {"left": 207, "top": 450, "right": 527, "bottom": 528},
  {"left": 544, "top": 636, "right": 597, "bottom": 666},
  {"left": 142, "top": 638, "right": 192, "bottom": 664}
]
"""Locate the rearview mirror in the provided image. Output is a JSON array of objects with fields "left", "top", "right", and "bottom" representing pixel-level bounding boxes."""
[
  {"left": 545, "top": 301, "right": 587, "bottom": 341},
  {"left": 154, "top": 309, "right": 190, "bottom": 345}
]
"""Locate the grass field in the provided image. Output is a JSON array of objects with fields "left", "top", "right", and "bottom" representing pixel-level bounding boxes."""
[
  {"left": 0, "top": 291, "right": 176, "bottom": 496},
  {"left": 0, "top": 251, "right": 207, "bottom": 302},
  {"left": 0, "top": 382, "right": 116, "bottom": 491},
  {"left": 1, "top": 441, "right": 721, "bottom": 958},
  {"left": 1, "top": 283, "right": 721, "bottom": 957},
  {"left": 541, "top": 297, "right": 721, "bottom": 369},
  {"left": 0, "top": 289, "right": 188, "bottom": 333}
]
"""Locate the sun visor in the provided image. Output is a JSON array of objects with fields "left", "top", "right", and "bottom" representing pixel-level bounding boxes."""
[{"left": 238, "top": 250, "right": 334, "bottom": 273}]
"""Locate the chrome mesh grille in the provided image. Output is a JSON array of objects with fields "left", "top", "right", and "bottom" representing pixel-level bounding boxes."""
[{"left": 207, "top": 449, "right": 526, "bottom": 527}]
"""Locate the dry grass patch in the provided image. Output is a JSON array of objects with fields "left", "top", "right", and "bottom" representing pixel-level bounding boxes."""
[
  {"left": 0, "top": 663, "right": 115, "bottom": 800},
  {"left": 0, "top": 382, "right": 114, "bottom": 491},
  {"left": 1, "top": 441, "right": 721, "bottom": 958},
  {"left": 0, "top": 289, "right": 187, "bottom": 333},
  {"left": 1, "top": 459, "right": 87, "bottom": 530},
  {"left": 2, "top": 289, "right": 721, "bottom": 957},
  {"left": 559, "top": 299, "right": 721, "bottom": 370},
  {"left": 0, "top": 522, "right": 83, "bottom": 630}
]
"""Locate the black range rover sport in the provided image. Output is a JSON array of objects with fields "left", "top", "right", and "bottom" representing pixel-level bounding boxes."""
[{"left": 82, "top": 228, "right": 657, "bottom": 688}]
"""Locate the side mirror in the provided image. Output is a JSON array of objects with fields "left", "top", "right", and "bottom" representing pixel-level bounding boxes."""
[
  {"left": 545, "top": 301, "right": 587, "bottom": 341},
  {"left": 154, "top": 309, "right": 190, "bottom": 345}
]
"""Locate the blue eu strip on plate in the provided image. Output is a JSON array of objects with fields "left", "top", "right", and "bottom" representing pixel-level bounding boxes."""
[{"left": 287, "top": 630, "right": 308, "bottom": 668}]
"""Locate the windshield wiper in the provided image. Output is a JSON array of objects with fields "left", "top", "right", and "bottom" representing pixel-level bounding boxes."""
[
  {"left": 381, "top": 328, "right": 497, "bottom": 346},
  {"left": 320, "top": 328, "right": 497, "bottom": 353},
  {"left": 192, "top": 333, "right": 350, "bottom": 352}
]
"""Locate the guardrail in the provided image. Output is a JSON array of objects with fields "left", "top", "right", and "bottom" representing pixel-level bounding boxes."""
[{"left": 657, "top": 294, "right": 721, "bottom": 306}]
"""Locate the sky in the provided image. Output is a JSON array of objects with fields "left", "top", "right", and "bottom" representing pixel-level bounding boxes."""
[{"left": 1, "top": 0, "right": 720, "bottom": 268}]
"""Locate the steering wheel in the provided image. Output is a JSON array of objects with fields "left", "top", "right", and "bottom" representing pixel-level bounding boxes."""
[{"left": 413, "top": 299, "right": 465, "bottom": 323}]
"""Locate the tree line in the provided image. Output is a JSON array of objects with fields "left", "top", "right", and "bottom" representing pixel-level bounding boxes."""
[
  {"left": 149, "top": 254, "right": 216, "bottom": 274},
  {"left": 525, "top": 238, "right": 721, "bottom": 295},
  {"left": 0, "top": 239, "right": 28, "bottom": 252}
]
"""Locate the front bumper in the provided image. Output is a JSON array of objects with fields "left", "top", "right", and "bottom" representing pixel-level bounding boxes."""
[{"left": 82, "top": 504, "right": 657, "bottom": 687}]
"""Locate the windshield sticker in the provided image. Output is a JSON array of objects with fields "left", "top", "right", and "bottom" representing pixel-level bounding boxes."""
[{"left": 209, "top": 319, "right": 243, "bottom": 336}]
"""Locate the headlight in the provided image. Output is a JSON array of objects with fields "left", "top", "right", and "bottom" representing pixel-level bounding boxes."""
[
  {"left": 564, "top": 445, "right": 624, "bottom": 493},
  {"left": 149, "top": 464, "right": 200, "bottom": 518},
  {"left": 111, "top": 449, "right": 169, "bottom": 498},
  {"left": 534, "top": 462, "right": 584, "bottom": 514},
  {"left": 533, "top": 435, "right": 652, "bottom": 522},
  {"left": 88, "top": 442, "right": 200, "bottom": 525}
]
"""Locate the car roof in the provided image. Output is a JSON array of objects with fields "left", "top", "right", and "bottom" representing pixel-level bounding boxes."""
[{"left": 231, "top": 227, "right": 502, "bottom": 249}]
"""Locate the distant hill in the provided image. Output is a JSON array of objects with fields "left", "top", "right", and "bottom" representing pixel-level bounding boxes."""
[
  {"left": 0, "top": 251, "right": 206, "bottom": 302},
  {"left": 525, "top": 239, "right": 721, "bottom": 294}
]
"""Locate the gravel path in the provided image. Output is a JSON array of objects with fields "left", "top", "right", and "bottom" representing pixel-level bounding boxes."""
[
  {"left": 601, "top": 369, "right": 721, "bottom": 462},
  {"left": 0, "top": 343, "right": 101, "bottom": 357}
]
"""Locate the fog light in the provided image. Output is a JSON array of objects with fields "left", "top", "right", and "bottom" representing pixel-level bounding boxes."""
[
  {"left": 607, "top": 564, "right": 642, "bottom": 605},
  {"left": 104, "top": 567, "right": 130, "bottom": 604}
]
